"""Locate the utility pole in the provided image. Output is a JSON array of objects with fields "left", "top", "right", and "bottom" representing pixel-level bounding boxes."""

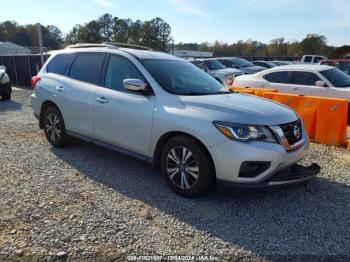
[{"left": 36, "top": 23, "right": 44, "bottom": 66}]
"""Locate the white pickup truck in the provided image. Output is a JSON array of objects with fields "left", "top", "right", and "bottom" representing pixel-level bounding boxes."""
[{"left": 301, "top": 55, "right": 327, "bottom": 64}]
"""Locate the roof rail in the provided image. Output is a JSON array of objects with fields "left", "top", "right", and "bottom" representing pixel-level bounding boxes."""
[
  {"left": 65, "top": 43, "right": 116, "bottom": 49},
  {"left": 103, "top": 42, "right": 152, "bottom": 51}
]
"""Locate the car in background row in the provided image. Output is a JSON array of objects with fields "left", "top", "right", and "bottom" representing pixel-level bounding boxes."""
[
  {"left": 252, "top": 61, "right": 277, "bottom": 69},
  {"left": 188, "top": 58, "right": 243, "bottom": 86},
  {"left": 301, "top": 55, "right": 327, "bottom": 64},
  {"left": 234, "top": 64, "right": 350, "bottom": 102},
  {"left": 320, "top": 59, "right": 350, "bottom": 75},
  {"left": 217, "top": 57, "right": 265, "bottom": 74},
  {"left": 271, "top": 60, "right": 294, "bottom": 66},
  {"left": 0, "top": 65, "right": 12, "bottom": 100}
]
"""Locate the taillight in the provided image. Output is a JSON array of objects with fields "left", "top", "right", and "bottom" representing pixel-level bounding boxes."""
[{"left": 31, "top": 76, "right": 41, "bottom": 89}]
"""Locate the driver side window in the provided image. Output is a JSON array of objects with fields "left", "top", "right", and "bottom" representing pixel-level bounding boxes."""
[{"left": 105, "top": 55, "right": 145, "bottom": 92}]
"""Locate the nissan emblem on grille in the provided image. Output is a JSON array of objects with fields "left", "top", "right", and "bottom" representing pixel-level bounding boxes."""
[{"left": 293, "top": 125, "right": 301, "bottom": 139}]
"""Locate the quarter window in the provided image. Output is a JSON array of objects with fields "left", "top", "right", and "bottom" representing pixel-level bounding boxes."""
[
  {"left": 47, "top": 53, "right": 75, "bottom": 75},
  {"left": 263, "top": 71, "right": 289, "bottom": 84},
  {"left": 291, "top": 71, "right": 321, "bottom": 86},
  {"left": 105, "top": 55, "right": 145, "bottom": 92},
  {"left": 68, "top": 53, "right": 105, "bottom": 85}
]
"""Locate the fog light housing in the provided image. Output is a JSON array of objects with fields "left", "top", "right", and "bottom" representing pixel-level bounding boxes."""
[{"left": 239, "top": 161, "right": 271, "bottom": 178}]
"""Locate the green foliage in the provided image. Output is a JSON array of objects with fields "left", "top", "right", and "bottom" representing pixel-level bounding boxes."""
[
  {"left": 0, "top": 21, "right": 64, "bottom": 49},
  {"left": 177, "top": 34, "right": 336, "bottom": 57},
  {"left": 0, "top": 16, "right": 337, "bottom": 56},
  {"left": 65, "top": 14, "right": 172, "bottom": 51}
]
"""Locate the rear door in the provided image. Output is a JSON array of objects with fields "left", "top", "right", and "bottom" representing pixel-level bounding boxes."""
[
  {"left": 93, "top": 54, "right": 155, "bottom": 156},
  {"left": 262, "top": 71, "right": 292, "bottom": 93},
  {"left": 61, "top": 52, "right": 105, "bottom": 137}
]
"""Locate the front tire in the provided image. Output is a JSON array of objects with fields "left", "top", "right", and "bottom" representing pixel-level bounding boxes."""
[
  {"left": 43, "top": 107, "right": 69, "bottom": 147},
  {"left": 160, "top": 136, "right": 215, "bottom": 197}
]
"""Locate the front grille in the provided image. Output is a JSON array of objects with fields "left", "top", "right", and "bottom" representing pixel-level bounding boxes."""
[{"left": 279, "top": 120, "right": 302, "bottom": 145}]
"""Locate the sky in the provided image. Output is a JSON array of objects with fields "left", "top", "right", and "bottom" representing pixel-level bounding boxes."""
[{"left": 2, "top": 0, "right": 350, "bottom": 46}]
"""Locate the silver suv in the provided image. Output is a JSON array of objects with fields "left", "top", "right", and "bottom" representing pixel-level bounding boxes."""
[{"left": 31, "top": 43, "right": 318, "bottom": 197}]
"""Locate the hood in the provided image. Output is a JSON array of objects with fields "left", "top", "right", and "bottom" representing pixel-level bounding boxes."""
[
  {"left": 211, "top": 68, "right": 242, "bottom": 76},
  {"left": 180, "top": 93, "right": 298, "bottom": 125}
]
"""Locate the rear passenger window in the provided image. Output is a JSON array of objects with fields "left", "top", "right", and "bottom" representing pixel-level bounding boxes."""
[
  {"left": 69, "top": 53, "right": 105, "bottom": 85},
  {"left": 263, "top": 72, "right": 289, "bottom": 84},
  {"left": 105, "top": 55, "right": 144, "bottom": 92},
  {"left": 46, "top": 54, "right": 75, "bottom": 75},
  {"left": 291, "top": 71, "right": 321, "bottom": 86}
]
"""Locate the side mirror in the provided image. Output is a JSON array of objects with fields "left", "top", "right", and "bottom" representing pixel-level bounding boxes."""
[
  {"left": 315, "top": 80, "right": 326, "bottom": 87},
  {"left": 123, "top": 79, "right": 148, "bottom": 93},
  {"left": 0, "top": 65, "right": 6, "bottom": 71}
]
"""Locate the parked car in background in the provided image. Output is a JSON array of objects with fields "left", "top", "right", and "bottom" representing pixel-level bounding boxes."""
[
  {"left": 31, "top": 43, "right": 317, "bottom": 197},
  {"left": 0, "top": 65, "right": 12, "bottom": 100},
  {"left": 301, "top": 55, "right": 327, "bottom": 64},
  {"left": 217, "top": 57, "right": 265, "bottom": 74},
  {"left": 270, "top": 61, "right": 294, "bottom": 66},
  {"left": 234, "top": 64, "right": 350, "bottom": 102},
  {"left": 189, "top": 58, "right": 243, "bottom": 86},
  {"left": 252, "top": 61, "right": 277, "bottom": 68},
  {"left": 320, "top": 59, "right": 350, "bottom": 75}
]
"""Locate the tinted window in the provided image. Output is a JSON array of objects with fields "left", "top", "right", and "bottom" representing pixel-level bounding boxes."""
[
  {"left": 220, "top": 60, "right": 234, "bottom": 67},
  {"left": 303, "top": 56, "right": 312, "bottom": 63},
  {"left": 313, "top": 56, "right": 324, "bottom": 63},
  {"left": 263, "top": 72, "right": 289, "bottom": 84},
  {"left": 105, "top": 55, "right": 145, "bottom": 92},
  {"left": 232, "top": 58, "right": 254, "bottom": 67},
  {"left": 69, "top": 53, "right": 105, "bottom": 85},
  {"left": 320, "top": 68, "right": 350, "bottom": 87},
  {"left": 142, "top": 60, "right": 224, "bottom": 95},
  {"left": 47, "top": 53, "right": 75, "bottom": 75},
  {"left": 291, "top": 71, "right": 321, "bottom": 86},
  {"left": 203, "top": 60, "right": 225, "bottom": 70}
]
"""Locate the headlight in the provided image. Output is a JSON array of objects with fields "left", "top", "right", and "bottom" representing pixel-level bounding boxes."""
[
  {"left": 213, "top": 121, "right": 277, "bottom": 143},
  {"left": 225, "top": 75, "right": 234, "bottom": 86}
]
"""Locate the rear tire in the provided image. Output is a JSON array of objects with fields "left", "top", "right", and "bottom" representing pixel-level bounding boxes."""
[
  {"left": 1, "top": 83, "right": 11, "bottom": 100},
  {"left": 43, "top": 107, "right": 69, "bottom": 147},
  {"left": 160, "top": 135, "right": 215, "bottom": 198}
]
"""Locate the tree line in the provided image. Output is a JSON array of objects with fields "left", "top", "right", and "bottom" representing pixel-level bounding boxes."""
[
  {"left": 0, "top": 14, "right": 172, "bottom": 51},
  {"left": 176, "top": 35, "right": 335, "bottom": 58},
  {"left": 0, "top": 13, "right": 336, "bottom": 56}
]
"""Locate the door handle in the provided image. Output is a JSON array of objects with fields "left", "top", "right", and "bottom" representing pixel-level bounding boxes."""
[
  {"left": 292, "top": 87, "right": 298, "bottom": 90},
  {"left": 96, "top": 97, "right": 108, "bottom": 104},
  {"left": 56, "top": 86, "right": 65, "bottom": 92}
]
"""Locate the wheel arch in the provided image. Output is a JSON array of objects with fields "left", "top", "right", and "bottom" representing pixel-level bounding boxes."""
[
  {"left": 152, "top": 131, "right": 216, "bottom": 178},
  {"left": 39, "top": 100, "right": 61, "bottom": 129}
]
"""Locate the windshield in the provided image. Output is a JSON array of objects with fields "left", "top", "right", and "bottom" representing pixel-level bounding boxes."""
[
  {"left": 142, "top": 59, "right": 225, "bottom": 95},
  {"left": 203, "top": 60, "right": 225, "bottom": 70},
  {"left": 320, "top": 68, "right": 350, "bottom": 88},
  {"left": 233, "top": 58, "right": 254, "bottom": 67}
]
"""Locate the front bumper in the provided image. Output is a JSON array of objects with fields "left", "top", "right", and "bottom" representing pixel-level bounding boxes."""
[
  {"left": 208, "top": 134, "right": 310, "bottom": 184},
  {"left": 217, "top": 163, "right": 320, "bottom": 188}
]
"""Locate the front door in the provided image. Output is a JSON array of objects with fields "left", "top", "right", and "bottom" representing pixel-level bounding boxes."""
[{"left": 93, "top": 55, "right": 155, "bottom": 157}]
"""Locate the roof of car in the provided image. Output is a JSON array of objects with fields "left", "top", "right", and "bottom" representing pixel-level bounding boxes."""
[
  {"left": 260, "top": 64, "right": 334, "bottom": 73},
  {"left": 53, "top": 45, "right": 183, "bottom": 61}
]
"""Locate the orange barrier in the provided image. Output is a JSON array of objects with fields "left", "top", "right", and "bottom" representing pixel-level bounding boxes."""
[
  {"left": 263, "top": 92, "right": 349, "bottom": 146},
  {"left": 230, "top": 87, "right": 278, "bottom": 97}
]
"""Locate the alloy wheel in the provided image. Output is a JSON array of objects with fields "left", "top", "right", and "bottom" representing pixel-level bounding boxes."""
[
  {"left": 45, "top": 113, "right": 61, "bottom": 143},
  {"left": 166, "top": 146, "right": 199, "bottom": 190}
]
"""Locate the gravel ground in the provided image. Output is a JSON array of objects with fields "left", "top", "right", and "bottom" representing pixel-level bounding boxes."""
[{"left": 0, "top": 87, "right": 349, "bottom": 261}]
